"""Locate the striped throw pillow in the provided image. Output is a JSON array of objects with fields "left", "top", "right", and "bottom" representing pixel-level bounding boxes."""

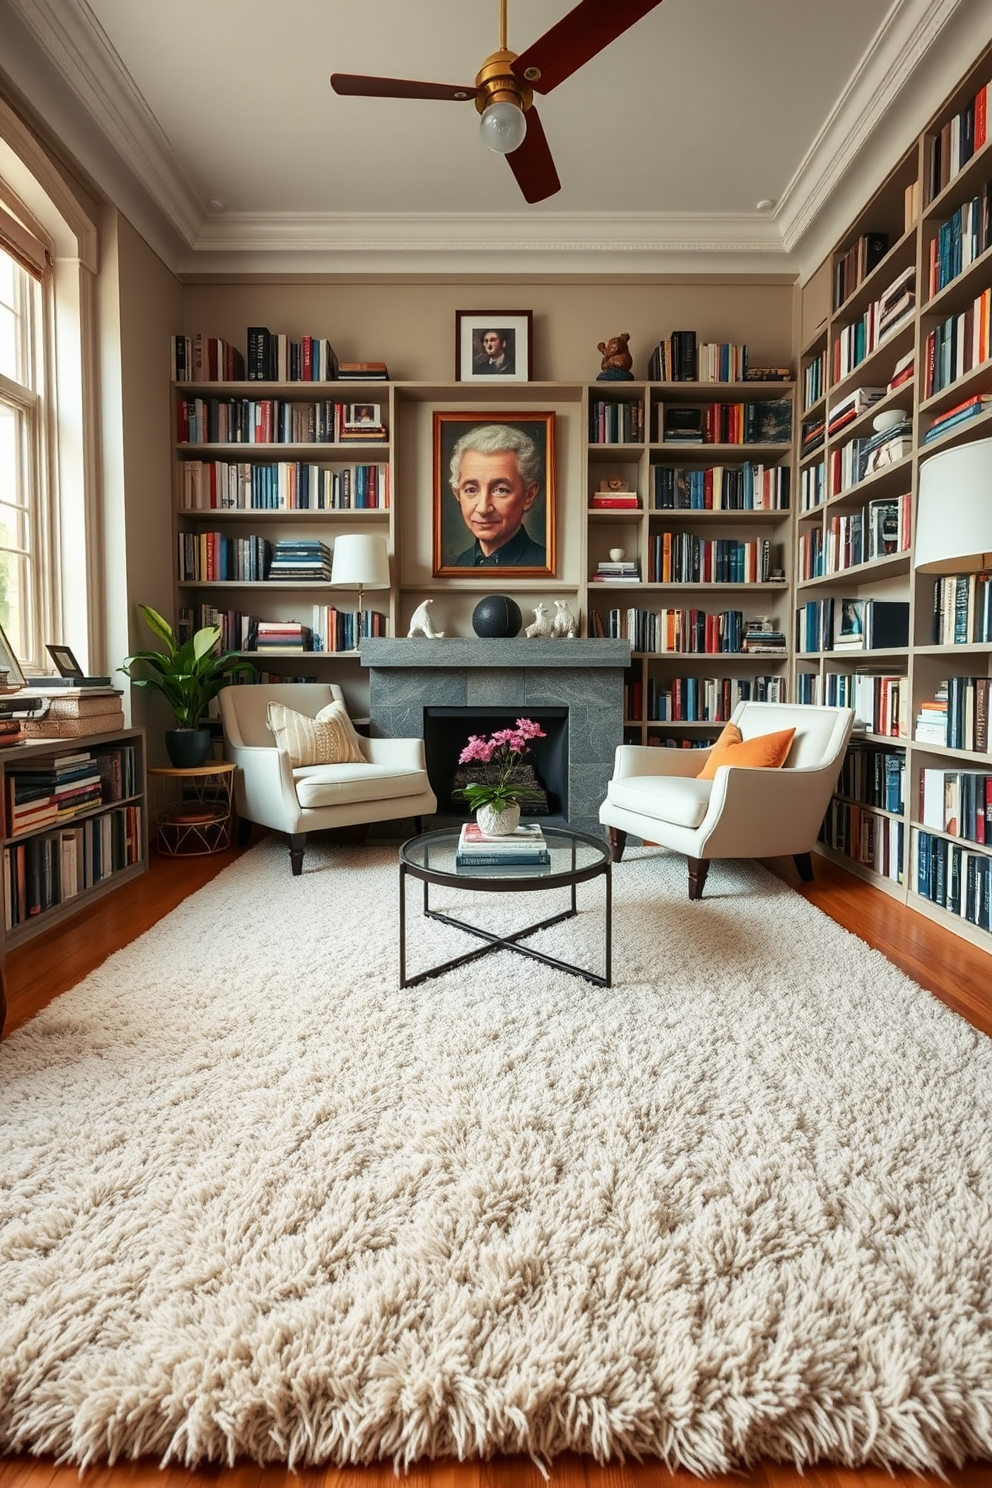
[{"left": 265, "top": 699, "right": 367, "bottom": 767}]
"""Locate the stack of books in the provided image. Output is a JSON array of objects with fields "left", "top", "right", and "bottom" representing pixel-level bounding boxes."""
[
  {"left": 455, "top": 821, "right": 551, "bottom": 874},
  {"left": 337, "top": 361, "right": 389, "bottom": 381},
  {"left": 251, "top": 620, "right": 313, "bottom": 652},
  {"left": 267, "top": 539, "right": 333, "bottom": 581},
  {"left": 827, "top": 386, "right": 886, "bottom": 438},
  {"left": 916, "top": 682, "right": 949, "bottom": 745},
  {"left": 923, "top": 393, "right": 992, "bottom": 444},
  {"left": 590, "top": 485, "right": 639, "bottom": 510},
  {"left": 741, "top": 618, "right": 787, "bottom": 655},
  {"left": 591, "top": 558, "right": 641, "bottom": 583},
  {"left": 6, "top": 751, "right": 104, "bottom": 836}
]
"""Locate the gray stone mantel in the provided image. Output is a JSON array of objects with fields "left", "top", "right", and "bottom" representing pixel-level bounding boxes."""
[
  {"left": 361, "top": 637, "right": 631, "bottom": 836},
  {"left": 360, "top": 638, "right": 631, "bottom": 669}
]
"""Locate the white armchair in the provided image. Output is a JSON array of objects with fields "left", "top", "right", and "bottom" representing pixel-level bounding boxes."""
[
  {"left": 219, "top": 682, "right": 436, "bottom": 874},
  {"left": 599, "top": 701, "right": 854, "bottom": 899}
]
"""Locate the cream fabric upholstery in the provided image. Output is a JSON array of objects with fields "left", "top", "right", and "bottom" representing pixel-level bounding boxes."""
[
  {"left": 599, "top": 701, "right": 855, "bottom": 897},
  {"left": 219, "top": 682, "right": 436, "bottom": 873}
]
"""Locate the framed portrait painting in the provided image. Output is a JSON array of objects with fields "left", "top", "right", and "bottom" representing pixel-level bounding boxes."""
[
  {"left": 455, "top": 310, "right": 533, "bottom": 383},
  {"left": 433, "top": 411, "right": 556, "bottom": 578}
]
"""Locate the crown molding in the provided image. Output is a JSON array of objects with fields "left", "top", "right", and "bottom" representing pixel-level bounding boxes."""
[
  {"left": 5, "top": 0, "right": 202, "bottom": 243},
  {"left": 4, "top": 0, "right": 988, "bottom": 279}
]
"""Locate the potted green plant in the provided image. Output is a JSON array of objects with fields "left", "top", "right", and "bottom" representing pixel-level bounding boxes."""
[{"left": 120, "top": 604, "right": 253, "bottom": 768}]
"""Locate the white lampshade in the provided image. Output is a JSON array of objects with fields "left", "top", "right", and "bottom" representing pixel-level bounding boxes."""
[
  {"left": 330, "top": 533, "right": 390, "bottom": 590},
  {"left": 915, "top": 437, "right": 992, "bottom": 573}
]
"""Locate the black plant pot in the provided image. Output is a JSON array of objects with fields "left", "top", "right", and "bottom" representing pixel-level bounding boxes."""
[{"left": 165, "top": 727, "right": 212, "bottom": 769}]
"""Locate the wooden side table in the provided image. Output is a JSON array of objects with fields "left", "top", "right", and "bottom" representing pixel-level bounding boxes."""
[{"left": 148, "top": 762, "right": 236, "bottom": 856}]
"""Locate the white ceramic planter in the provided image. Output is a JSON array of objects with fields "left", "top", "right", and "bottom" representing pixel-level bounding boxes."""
[{"left": 477, "top": 802, "right": 522, "bottom": 836}]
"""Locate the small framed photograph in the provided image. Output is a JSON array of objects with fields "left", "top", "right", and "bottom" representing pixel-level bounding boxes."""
[
  {"left": 46, "top": 644, "right": 84, "bottom": 678},
  {"left": 455, "top": 311, "right": 533, "bottom": 383},
  {"left": 342, "top": 403, "right": 382, "bottom": 430},
  {"left": 433, "top": 410, "right": 555, "bottom": 577}
]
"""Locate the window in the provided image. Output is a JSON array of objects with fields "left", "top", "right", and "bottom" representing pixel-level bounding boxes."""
[{"left": 0, "top": 243, "right": 43, "bottom": 670}]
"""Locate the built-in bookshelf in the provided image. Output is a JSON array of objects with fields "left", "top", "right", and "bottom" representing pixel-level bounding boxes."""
[
  {"left": 0, "top": 729, "right": 147, "bottom": 959},
  {"left": 799, "top": 39, "right": 992, "bottom": 951}
]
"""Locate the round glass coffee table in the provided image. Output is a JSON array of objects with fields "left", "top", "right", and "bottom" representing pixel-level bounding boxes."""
[{"left": 398, "top": 825, "right": 611, "bottom": 988}]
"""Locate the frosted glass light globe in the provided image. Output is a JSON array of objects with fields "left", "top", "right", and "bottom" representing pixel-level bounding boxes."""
[{"left": 479, "top": 101, "right": 527, "bottom": 155}]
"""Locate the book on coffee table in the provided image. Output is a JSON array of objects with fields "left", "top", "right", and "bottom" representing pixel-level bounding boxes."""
[{"left": 458, "top": 821, "right": 547, "bottom": 855}]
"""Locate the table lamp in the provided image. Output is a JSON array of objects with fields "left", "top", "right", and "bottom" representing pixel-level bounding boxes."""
[
  {"left": 329, "top": 533, "right": 390, "bottom": 624},
  {"left": 915, "top": 437, "right": 992, "bottom": 573}
]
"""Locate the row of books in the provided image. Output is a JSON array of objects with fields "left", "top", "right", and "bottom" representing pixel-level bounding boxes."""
[
  {"left": 3, "top": 806, "right": 143, "bottom": 930},
  {"left": 268, "top": 539, "right": 333, "bottom": 582},
  {"left": 4, "top": 746, "right": 138, "bottom": 839},
  {"left": 925, "top": 179, "right": 992, "bottom": 298},
  {"left": 796, "top": 598, "right": 909, "bottom": 655},
  {"left": 176, "top": 399, "right": 388, "bottom": 446},
  {"left": 922, "top": 286, "right": 992, "bottom": 399},
  {"left": 797, "top": 669, "right": 907, "bottom": 737},
  {"left": 819, "top": 800, "right": 904, "bottom": 883},
  {"left": 588, "top": 399, "right": 644, "bottom": 444},
  {"left": 246, "top": 329, "right": 338, "bottom": 382},
  {"left": 913, "top": 830, "right": 992, "bottom": 931},
  {"left": 311, "top": 607, "right": 387, "bottom": 653},
  {"left": 658, "top": 399, "right": 792, "bottom": 446},
  {"left": 920, "top": 769, "right": 992, "bottom": 845},
  {"left": 833, "top": 232, "right": 890, "bottom": 311},
  {"left": 835, "top": 742, "right": 905, "bottom": 814},
  {"left": 645, "top": 674, "right": 786, "bottom": 723},
  {"left": 802, "top": 352, "right": 826, "bottom": 413},
  {"left": 800, "top": 463, "right": 825, "bottom": 512},
  {"left": 648, "top": 533, "right": 779, "bottom": 586},
  {"left": 829, "top": 420, "right": 912, "bottom": 496},
  {"left": 822, "top": 493, "right": 911, "bottom": 575},
  {"left": 455, "top": 821, "right": 549, "bottom": 872},
  {"left": 171, "top": 334, "right": 245, "bottom": 383},
  {"left": 832, "top": 266, "right": 916, "bottom": 383},
  {"left": 929, "top": 572, "right": 992, "bottom": 646},
  {"left": 177, "top": 531, "right": 273, "bottom": 583},
  {"left": 647, "top": 334, "right": 753, "bottom": 383},
  {"left": 650, "top": 463, "right": 790, "bottom": 511},
  {"left": 624, "top": 607, "right": 761, "bottom": 655},
  {"left": 179, "top": 460, "right": 389, "bottom": 511},
  {"left": 922, "top": 392, "right": 992, "bottom": 444},
  {"left": 926, "top": 74, "right": 991, "bottom": 203},
  {"left": 915, "top": 676, "right": 992, "bottom": 752}
]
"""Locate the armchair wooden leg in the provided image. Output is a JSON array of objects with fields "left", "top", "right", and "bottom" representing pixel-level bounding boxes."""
[
  {"left": 687, "top": 857, "right": 710, "bottom": 901},
  {"left": 794, "top": 851, "right": 815, "bottom": 882},
  {"left": 608, "top": 827, "right": 627, "bottom": 862},
  {"left": 289, "top": 833, "right": 306, "bottom": 876},
  {"left": 237, "top": 816, "right": 252, "bottom": 847},
  {"left": 413, "top": 816, "right": 424, "bottom": 835}
]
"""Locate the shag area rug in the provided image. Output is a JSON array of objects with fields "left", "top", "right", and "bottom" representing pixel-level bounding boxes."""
[{"left": 1, "top": 839, "right": 991, "bottom": 1476}]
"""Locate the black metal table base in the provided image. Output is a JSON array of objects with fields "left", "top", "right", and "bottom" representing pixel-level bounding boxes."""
[{"left": 399, "top": 869, "right": 611, "bottom": 987}]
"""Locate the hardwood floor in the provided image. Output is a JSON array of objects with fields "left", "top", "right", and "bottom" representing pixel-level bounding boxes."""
[{"left": 2, "top": 837, "right": 990, "bottom": 1488}]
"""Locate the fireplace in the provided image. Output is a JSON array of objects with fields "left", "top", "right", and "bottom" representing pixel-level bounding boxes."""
[
  {"left": 361, "top": 637, "right": 630, "bottom": 837},
  {"left": 424, "top": 706, "right": 568, "bottom": 819}
]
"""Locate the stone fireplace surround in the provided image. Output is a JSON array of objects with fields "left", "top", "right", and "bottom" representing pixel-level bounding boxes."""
[{"left": 361, "top": 638, "right": 631, "bottom": 838}]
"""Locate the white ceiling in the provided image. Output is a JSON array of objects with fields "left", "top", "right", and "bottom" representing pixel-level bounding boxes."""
[{"left": 1, "top": 0, "right": 991, "bottom": 277}]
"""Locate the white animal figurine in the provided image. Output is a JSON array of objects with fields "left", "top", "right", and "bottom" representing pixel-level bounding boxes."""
[
  {"left": 525, "top": 603, "right": 552, "bottom": 639},
  {"left": 551, "top": 599, "right": 578, "bottom": 638},
  {"left": 407, "top": 599, "right": 444, "bottom": 639}
]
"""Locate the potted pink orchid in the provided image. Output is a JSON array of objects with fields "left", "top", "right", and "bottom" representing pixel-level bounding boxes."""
[{"left": 455, "top": 718, "right": 547, "bottom": 835}]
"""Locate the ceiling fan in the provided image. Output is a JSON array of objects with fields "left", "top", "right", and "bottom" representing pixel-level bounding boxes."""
[{"left": 330, "top": 0, "right": 664, "bottom": 205}]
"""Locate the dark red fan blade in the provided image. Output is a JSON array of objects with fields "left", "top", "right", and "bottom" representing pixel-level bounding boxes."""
[
  {"left": 330, "top": 73, "right": 477, "bottom": 102},
  {"left": 506, "top": 107, "right": 561, "bottom": 204},
  {"left": 512, "top": 0, "right": 664, "bottom": 94}
]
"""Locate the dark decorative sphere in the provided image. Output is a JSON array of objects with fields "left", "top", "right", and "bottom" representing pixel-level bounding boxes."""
[{"left": 472, "top": 595, "right": 522, "bottom": 638}]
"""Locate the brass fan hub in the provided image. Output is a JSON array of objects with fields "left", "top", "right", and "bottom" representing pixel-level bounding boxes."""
[{"left": 474, "top": 48, "right": 532, "bottom": 114}]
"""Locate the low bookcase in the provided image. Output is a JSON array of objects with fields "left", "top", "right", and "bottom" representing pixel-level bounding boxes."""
[{"left": 0, "top": 727, "right": 147, "bottom": 957}]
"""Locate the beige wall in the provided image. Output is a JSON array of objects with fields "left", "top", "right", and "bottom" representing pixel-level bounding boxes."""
[
  {"left": 182, "top": 277, "right": 795, "bottom": 384},
  {"left": 107, "top": 211, "right": 183, "bottom": 754}
]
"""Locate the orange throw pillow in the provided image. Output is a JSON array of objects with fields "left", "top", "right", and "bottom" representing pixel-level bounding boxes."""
[{"left": 696, "top": 723, "right": 796, "bottom": 780}]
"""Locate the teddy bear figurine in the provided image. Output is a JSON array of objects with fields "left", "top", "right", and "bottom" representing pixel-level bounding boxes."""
[
  {"left": 550, "top": 599, "right": 578, "bottom": 638},
  {"left": 596, "top": 332, "right": 634, "bottom": 381},
  {"left": 525, "top": 603, "right": 552, "bottom": 639}
]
